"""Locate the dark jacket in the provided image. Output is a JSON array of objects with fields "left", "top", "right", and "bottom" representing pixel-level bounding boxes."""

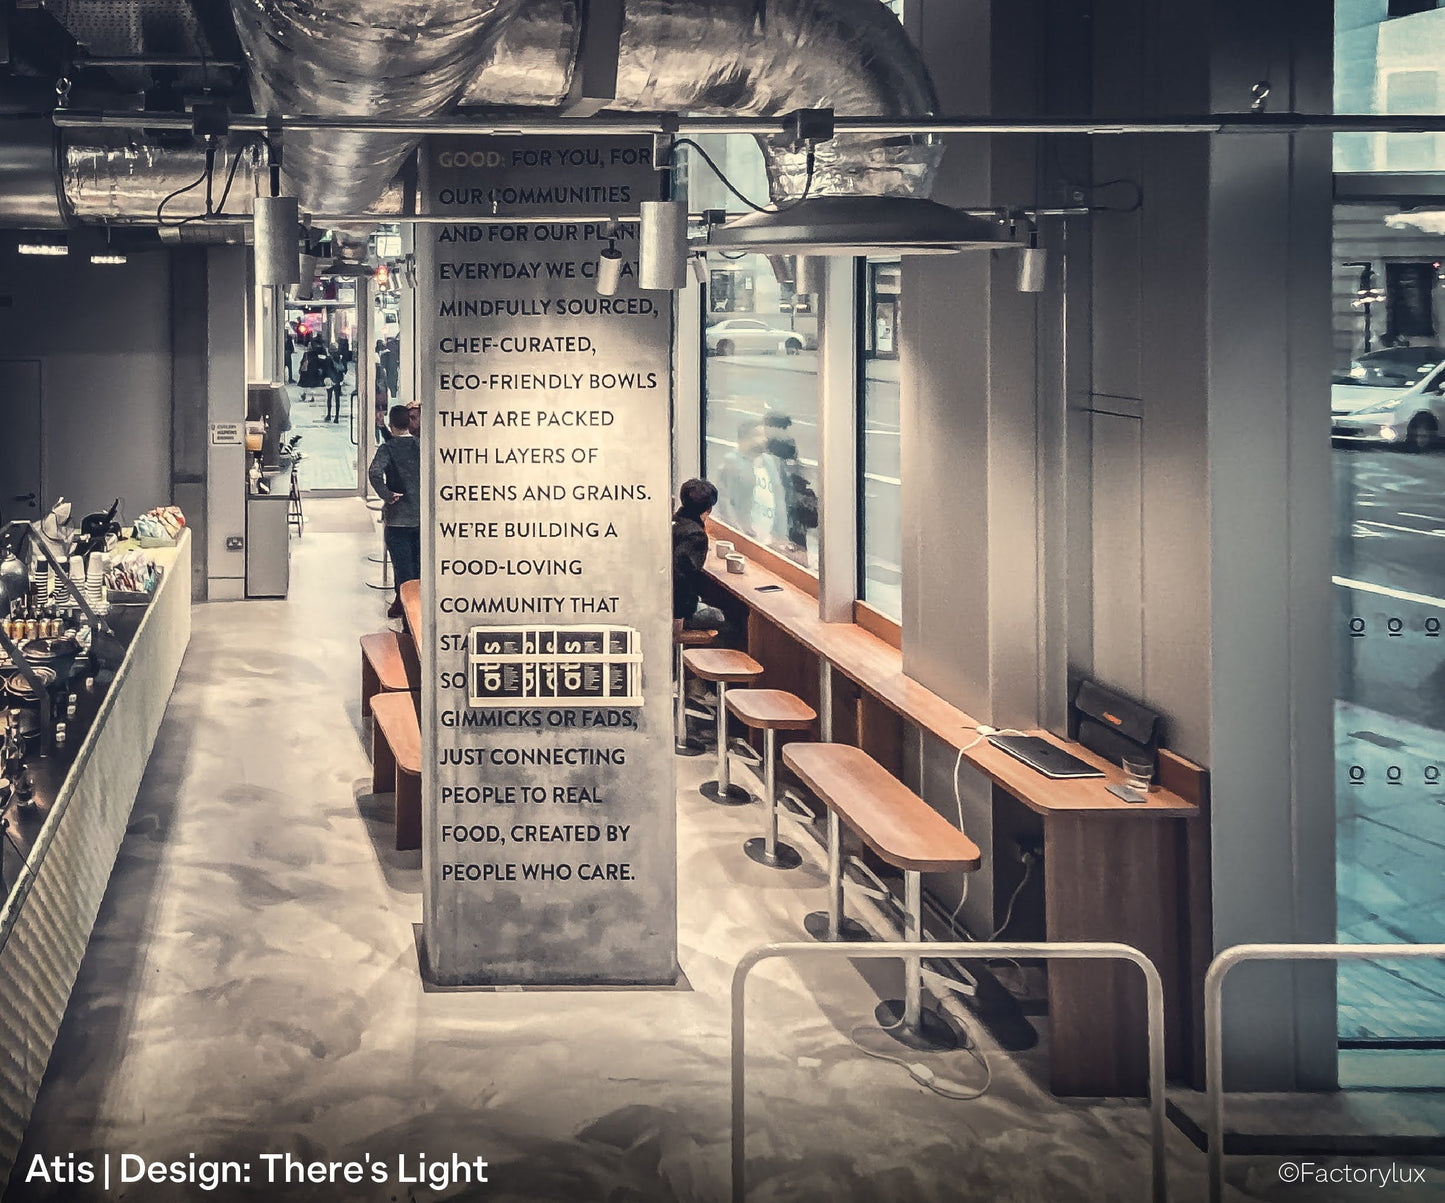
[
  {"left": 368, "top": 435, "right": 422, "bottom": 527},
  {"left": 671, "top": 511, "right": 709, "bottom": 621},
  {"left": 296, "top": 348, "right": 324, "bottom": 388}
]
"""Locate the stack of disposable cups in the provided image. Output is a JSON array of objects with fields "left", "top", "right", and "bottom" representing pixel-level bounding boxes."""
[
  {"left": 86, "top": 555, "right": 107, "bottom": 615},
  {"left": 68, "top": 556, "right": 86, "bottom": 616}
]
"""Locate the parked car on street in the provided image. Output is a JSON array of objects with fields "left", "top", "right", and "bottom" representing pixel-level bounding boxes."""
[
  {"left": 705, "top": 318, "right": 805, "bottom": 357},
  {"left": 1331, "top": 346, "right": 1445, "bottom": 451}
]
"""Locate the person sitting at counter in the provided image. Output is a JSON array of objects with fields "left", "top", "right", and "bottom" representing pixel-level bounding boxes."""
[
  {"left": 672, "top": 479, "right": 726, "bottom": 634},
  {"left": 367, "top": 405, "right": 421, "bottom": 620}
]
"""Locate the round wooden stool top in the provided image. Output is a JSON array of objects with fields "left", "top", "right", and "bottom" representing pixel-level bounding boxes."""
[
  {"left": 682, "top": 648, "right": 764, "bottom": 684},
  {"left": 675, "top": 627, "right": 720, "bottom": 647},
  {"left": 726, "top": 689, "right": 816, "bottom": 732}
]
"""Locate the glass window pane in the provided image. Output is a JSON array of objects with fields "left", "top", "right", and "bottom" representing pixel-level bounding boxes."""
[
  {"left": 1332, "top": 203, "right": 1445, "bottom": 1047},
  {"left": 701, "top": 253, "right": 821, "bottom": 572},
  {"left": 860, "top": 258, "right": 902, "bottom": 620},
  {"left": 1335, "top": 2, "right": 1445, "bottom": 171}
]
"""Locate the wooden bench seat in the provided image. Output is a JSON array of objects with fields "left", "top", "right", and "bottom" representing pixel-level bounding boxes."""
[
  {"left": 371, "top": 691, "right": 421, "bottom": 851},
  {"left": 399, "top": 579, "right": 422, "bottom": 649},
  {"left": 783, "top": 742, "right": 981, "bottom": 1051},
  {"left": 360, "top": 630, "right": 416, "bottom": 716},
  {"left": 785, "top": 743, "right": 981, "bottom": 873}
]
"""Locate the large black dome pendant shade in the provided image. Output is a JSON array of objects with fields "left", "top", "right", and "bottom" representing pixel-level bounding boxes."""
[{"left": 703, "top": 196, "right": 1017, "bottom": 256}]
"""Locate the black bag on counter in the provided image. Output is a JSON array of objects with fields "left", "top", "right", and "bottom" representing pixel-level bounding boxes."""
[{"left": 1071, "top": 679, "right": 1160, "bottom": 769}]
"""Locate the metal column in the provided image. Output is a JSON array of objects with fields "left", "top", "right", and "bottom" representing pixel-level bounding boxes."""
[
  {"left": 743, "top": 729, "right": 801, "bottom": 869},
  {"left": 701, "top": 681, "right": 751, "bottom": 805}
]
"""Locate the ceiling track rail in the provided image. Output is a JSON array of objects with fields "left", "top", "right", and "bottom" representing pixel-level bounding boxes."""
[{"left": 49, "top": 110, "right": 1445, "bottom": 138}]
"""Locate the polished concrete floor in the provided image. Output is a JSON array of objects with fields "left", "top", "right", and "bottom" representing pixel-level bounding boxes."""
[
  {"left": 7, "top": 499, "right": 1442, "bottom": 1202},
  {"left": 286, "top": 368, "right": 363, "bottom": 492}
]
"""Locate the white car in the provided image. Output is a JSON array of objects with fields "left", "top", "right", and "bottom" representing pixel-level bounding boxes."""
[
  {"left": 705, "top": 318, "right": 804, "bottom": 357},
  {"left": 1331, "top": 347, "right": 1445, "bottom": 451}
]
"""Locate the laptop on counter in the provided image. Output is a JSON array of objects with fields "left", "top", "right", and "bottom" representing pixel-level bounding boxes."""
[{"left": 986, "top": 734, "right": 1105, "bottom": 780}]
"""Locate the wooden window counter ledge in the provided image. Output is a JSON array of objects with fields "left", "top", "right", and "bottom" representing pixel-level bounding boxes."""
[{"left": 703, "top": 544, "right": 1197, "bottom": 819}]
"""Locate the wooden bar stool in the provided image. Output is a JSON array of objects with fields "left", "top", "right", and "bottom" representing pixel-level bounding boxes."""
[
  {"left": 784, "top": 743, "right": 983, "bottom": 1051},
  {"left": 674, "top": 627, "right": 719, "bottom": 756},
  {"left": 726, "top": 690, "right": 815, "bottom": 869},
  {"left": 682, "top": 648, "right": 763, "bottom": 805}
]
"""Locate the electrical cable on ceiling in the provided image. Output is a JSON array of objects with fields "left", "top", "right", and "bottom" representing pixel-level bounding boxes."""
[
  {"left": 671, "top": 136, "right": 816, "bottom": 214},
  {"left": 1047, "top": 144, "right": 1143, "bottom": 214},
  {"left": 214, "top": 137, "right": 266, "bottom": 215},
  {"left": 155, "top": 162, "right": 211, "bottom": 227}
]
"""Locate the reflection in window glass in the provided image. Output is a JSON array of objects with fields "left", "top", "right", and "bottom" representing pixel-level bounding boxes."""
[
  {"left": 1335, "top": 0, "right": 1445, "bottom": 171},
  {"left": 700, "top": 253, "right": 821, "bottom": 572},
  {"left": 1334, "top": 10, "right": 1445, "bottom": 1056},
  {"left": 860, "top": 258, "right": 902, "bottom": 620},
  {"left": 1331, "top": 204, "right": 1445, "bottom": 1046}
]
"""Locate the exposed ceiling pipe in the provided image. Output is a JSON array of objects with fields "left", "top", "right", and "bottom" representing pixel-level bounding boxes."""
[
  {"left": 465, "top": 0, "right": 944, "bottom": 202},
  {"left": 227, "top": 0, "right": 529, "bottom": 215},
  {"left": 0, "top": 119, "right": 410, "bottom": 234},
  {"left": 64, "top": 132, "right": 263, "bottom": 225}
]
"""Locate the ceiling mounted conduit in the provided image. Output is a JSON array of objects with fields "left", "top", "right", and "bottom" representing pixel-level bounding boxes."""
[
  {"left": 466, "top": 0, "right": 945, "bottom": 205},
  {"left": 226, "top": 0, "right": 529, "bottom": 214}
]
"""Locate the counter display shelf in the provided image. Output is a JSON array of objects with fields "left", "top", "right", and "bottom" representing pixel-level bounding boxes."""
[{"left": 0, "top": 530, "right": 191, "bottom": 1180}]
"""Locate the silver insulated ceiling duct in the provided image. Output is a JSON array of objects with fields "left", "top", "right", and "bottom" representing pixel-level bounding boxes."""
[
  {"left": 466, "top": 0, "right": 944, "bottom": 202},
  {"left": 228, "top": 0, "right": 529, "bottom": 214}
]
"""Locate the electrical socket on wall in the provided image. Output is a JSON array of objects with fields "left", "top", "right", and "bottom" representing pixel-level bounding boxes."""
[
  {"left": 226, "top": 536, "right": 244, "bottom": 551},
  {"left": 1014, "top": 836, "right": 1043, "bottom": 864}
]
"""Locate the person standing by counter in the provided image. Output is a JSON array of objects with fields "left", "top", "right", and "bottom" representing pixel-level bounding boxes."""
[{"left": 367, "top": 405, "right": 421, "bottom": 620}]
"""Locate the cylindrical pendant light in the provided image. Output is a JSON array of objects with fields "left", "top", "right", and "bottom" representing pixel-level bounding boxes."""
[
  {"left": 289, "top": 253, "right": 318, "bottom": 301},
  {"left": 639, "top": 200, "right": 688, "bottom": 290},
  {"left": 254, "top": 195, "right": 300, "bottom": 287},
  {"left": 795, "top": 254, "right": 826, "bottom": 296},
  {"left": 1017, "top": 245, "right": 1047, "bottom": 293},
  {"left": 596, "top": 244, "right": 624, "bottom": 296}
]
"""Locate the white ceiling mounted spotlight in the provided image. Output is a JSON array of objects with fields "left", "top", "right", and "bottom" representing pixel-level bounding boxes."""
[
  {"left": 795, "top": 254, "right": 826, "bottom": 295},
  {"left": 289, "top": 251, "right": 318, "bottom": 301},
  {"left": 254, "top": 195, "right": 301, "bottom": 288},
  {"left": 639, "top": 200, "right": 688, "bottom": 290},
  {"left": 704, "top": 196, "right": 1017, "bottom": 256},
  {"left": 596, "top": 236, "right": 624, "bottom": 296}
]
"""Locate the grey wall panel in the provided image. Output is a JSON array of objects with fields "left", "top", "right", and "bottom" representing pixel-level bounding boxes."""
[
  {"left": 0, "top": 534, "right": 191, "bottom": 1182},
  {"left": 1089, "top": 410, "right": 1144, "bottom": 696},
  {"left": 1138, "top": 136, "right": 1212, "bottom": 764},
  {"left": 0, "top": 253, "right": 173, "bottom": 522},
  {"left": 1205, "top": 0, "right": 1337, "bottom": 1091},
  {"left": 901, "top": 251, "right": 994, "bottom": 716},
  {"left": 1208, "top": 133, "right": 1336, "bottom": 1091},
  {"left": 171, "top": 249, "right": 210, "bottom": 599},
  {"left": 1089, "top": 142, "right": 1144, "bottom": 406}
]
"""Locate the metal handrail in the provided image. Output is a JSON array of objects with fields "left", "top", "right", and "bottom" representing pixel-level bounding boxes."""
[
  {"left": 732, "top": 940, "right": 1168, "bottom": 1203},
  {"left": 1205, "top": 942, "right": 1445, "bottom": 1203}
]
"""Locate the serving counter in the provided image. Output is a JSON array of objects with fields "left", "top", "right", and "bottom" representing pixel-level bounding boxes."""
[{"left": 0, "top": 530, "right": 190, "bottom": 1180}]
